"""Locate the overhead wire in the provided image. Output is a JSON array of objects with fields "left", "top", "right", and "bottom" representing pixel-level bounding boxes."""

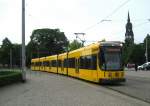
[
  {"left": 83, "top": 0, "right": 132, "bottom": 32},
  {"left": 109, "top": 19, "right": 150, "bottom": 38},
  {"left": 81, "top": 0, "right": 132, "bottom": 44}
]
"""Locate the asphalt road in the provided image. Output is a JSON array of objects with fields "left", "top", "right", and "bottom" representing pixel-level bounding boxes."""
[
  {"left": 105, "top": 70, "right": 150, "bottom": 103},
  {"left": 0, "top": 70, "right": 149, "bottom": 106}
]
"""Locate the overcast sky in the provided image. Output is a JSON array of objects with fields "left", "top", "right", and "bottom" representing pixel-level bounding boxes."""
[{"left": 0, "top": 0, "right": 150, "bottom": 45}]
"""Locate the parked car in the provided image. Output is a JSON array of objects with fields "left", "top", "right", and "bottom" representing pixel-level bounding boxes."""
[{"left": 138, "top": 62, "right": 150, "bottom": 70}]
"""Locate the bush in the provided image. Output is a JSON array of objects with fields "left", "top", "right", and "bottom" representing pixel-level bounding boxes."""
[{"left": 0, "top": 71, "right": 23, "bottom": 86}]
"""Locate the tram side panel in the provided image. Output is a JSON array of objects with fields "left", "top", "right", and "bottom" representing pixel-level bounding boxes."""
[
  {"left": 31, "top": 60, "right": 35, "bottom": 71},
  {"left": 45, "top": 56, "right": 52, "bottom": 73},
  {"left": 67, "top": 51, "right": 80, "bottom": 78},
  {"left": 39, "top": 57, "right": 46, "bottom": 72},
  {"left": 78, "top": 46, "right": 99, "bottom": 82},
  {"left": 58, "top": 53, "right": 67, "bottom": 75}
]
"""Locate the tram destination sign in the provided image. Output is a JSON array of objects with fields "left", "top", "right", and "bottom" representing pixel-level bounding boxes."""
[{"left": 106, "top": 48, "right": 121, "bottom": 52}]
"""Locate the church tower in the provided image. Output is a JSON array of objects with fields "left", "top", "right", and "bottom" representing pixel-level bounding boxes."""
[{"left": 125, "top": 12, "right": 134, "bottom": 45}]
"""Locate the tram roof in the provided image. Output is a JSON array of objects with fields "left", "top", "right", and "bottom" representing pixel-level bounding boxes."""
[
  {"left": 100, "top": 41, "right": 122, "bottom": 46},
  {"left": 31, "top": 58, "right": 40, "bottom": 62}
]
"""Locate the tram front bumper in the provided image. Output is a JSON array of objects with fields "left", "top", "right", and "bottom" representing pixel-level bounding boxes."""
[{"left": 99, "top": 78, "right": 126, "bottom": 84}]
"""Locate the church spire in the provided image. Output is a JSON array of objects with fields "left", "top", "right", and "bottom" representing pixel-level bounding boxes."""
[
  {"left": 125, "top": 11, "right": 134, "bottom": 45},
  {"left": 128, "top": 11, "right": 130, "bottom": 23}
]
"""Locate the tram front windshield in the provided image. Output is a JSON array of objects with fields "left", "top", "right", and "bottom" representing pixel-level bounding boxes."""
[{"left": 99, "top": 47, "right": 122, "bottom": 71}]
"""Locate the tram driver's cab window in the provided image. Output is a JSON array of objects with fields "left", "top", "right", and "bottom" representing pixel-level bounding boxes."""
[{"left": 99, "top": 47, "right": 122, "bottom": 71}]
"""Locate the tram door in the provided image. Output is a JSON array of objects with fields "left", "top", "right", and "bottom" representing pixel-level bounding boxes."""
[
  {"left": 61, "top": 61, "right": 64, "bottom": 72},
  {"left": 75, "top": 58, "right": 79, "bottom": 74}
]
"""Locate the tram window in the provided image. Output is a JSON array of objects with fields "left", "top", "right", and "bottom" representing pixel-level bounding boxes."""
[
  {"left": 64, "top": 59, "right": 68, "bottom": 68},
  {"left": 80, "top": 57, "right": 85, "bottom": 69},
  {"left": 36, "top": 62, "right": 38, "bottom": 66},
  {"left": 31, "top": 62, "right": 35, "bottom": 66},
  {"left": 35, "top": 62, "right": 39, "bottom": 66},
  {"left": 35, "top": 62, "right": 37, "bottom": 66},
  {"left": 57, "top": 60, "right": 61, "bottom": 67},
  {"left": 43, "top": 61, "right": 49, "bottom": 66},
  {"left": 49, "top": 61, "right": 51, "bottom": 67},
  {"left": 91, "top": 55, "right": 97, "bottom": 69},
  {"left": 37, "top": 62, "right": 42, "bottom": 66},
  {"left": 42, "top": 62, "right": 44, "bottom": 66},
  {"left": 47, "top": 61, "right": 50, "bottom": 66},
  {"left": 51, "top": 60, "right": 57, "bottom": 67},
  {"left": 41, "top": 62, "right": 44, "bottom": 66},
  {"left": 85, "top": 56, "right": 91, "bottom": 69},
  {"left": 68, "top": 58, "right": 75, "bottom": 68},
  {"left": 43, "top": 62, "right": 45, "bottom": 66},
  {"left": 80, "top": 55, "right": 97, "bottom": 70}
]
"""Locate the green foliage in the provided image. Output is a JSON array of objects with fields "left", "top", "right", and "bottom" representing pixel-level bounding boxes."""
[
  {"left": 30, "top": 28, "right": 68, "bottom": 55},
  {"left": 68, "top": 40, "right": 83, "bottom": 51},
  {"left": 100, "top": 39, "right": 106, "bottom": 42},
  {"left": 1, "top": 37, "right": 12, "bottom": 49},
  {"left": 0, "top": 37, "right": 12, "bottom": 65},
  {"left": 0, "top": 71, "right": 23, "bottom": 86},
  {"left": 123, "top": 34, "right": 150, "bottom": 65},
  {"left": 143, "top": 34, "right": 150, "bottom": 62},
  {"left": 12, "top": 44, "right": 21, "bottom": 67},
  {"left": 122, "top": 43, "right": 134, "bottom": 64},
  {"left": 26, "top": 28, "right": 68, "bottom": 66},
  {"left": 129, "top": 44, "right": 145, "bottom": 65},
  {"left": 0, "top": 38, "right": 21, "bottom": 67},
  {"left": 123, "top": 43, "right": 145, "bottom": 65},
  {"left": 0, "top": 28, "right": 69, "bottom": 67}
]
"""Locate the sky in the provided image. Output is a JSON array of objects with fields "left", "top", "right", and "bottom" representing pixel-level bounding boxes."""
[{"left": 0, "top": 0, "right": 150, "bottom": 45}]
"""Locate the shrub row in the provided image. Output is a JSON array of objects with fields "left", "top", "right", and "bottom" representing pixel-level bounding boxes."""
[{"left": 0, "top": 71, "right": 23, "bottom": 86}]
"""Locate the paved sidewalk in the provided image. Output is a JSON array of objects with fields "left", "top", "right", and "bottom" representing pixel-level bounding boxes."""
[{"left": 0, "top": 71, "right": 149, "bottom": 106}]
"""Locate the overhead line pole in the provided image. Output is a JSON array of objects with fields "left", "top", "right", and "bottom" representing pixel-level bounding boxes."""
[
  {"left": 22, "top": 0, "right": 26, "bottom": 81},
  {"left": 146, "top": 34, "right": 148, "bottom": 62},
  {"left": 74, "top": 33, "right": 85, "bottom": 47}
]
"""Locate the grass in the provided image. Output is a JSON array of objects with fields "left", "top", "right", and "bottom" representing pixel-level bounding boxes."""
[{"left": 0, "top": 70, "right": 23, "bottom": 86}]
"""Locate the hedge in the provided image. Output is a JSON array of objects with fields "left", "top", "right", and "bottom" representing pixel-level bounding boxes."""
[{"left": 0, "top": 71, "right": 23, "bottom": 86}]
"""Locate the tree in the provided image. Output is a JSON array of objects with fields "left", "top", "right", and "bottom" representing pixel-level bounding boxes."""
[
  {"left": 26, "top": 28, "right": 68, "bottom": 66},
  {"left": 0, "top": 46, "right": 2, "bottom": 65},
  {"left": 0, "top": 37, "right": 13, "bottom": 66},
  {"left": 1, "top": 37, "right": 12, "bottom": 49},
  {"left": 0, "top": 38, "right": 21, "bottom": 68},
  {"left": 122, "top": 43, "right": 134, "bottom": 65},
  {"left": 26, "top": 41, "right": 37, "bottom": 67},
  {"left": 143, "top": 34, "right": 150, "bottom": 62},
  {"left": 129, "top": 44, "right": 145, "bottom": 65},
  {"left": 12, "top": 44, "right": 21, "bottom": 67},
  {"left": 68, "top": 40, "right": 83, "bottom": 51}
]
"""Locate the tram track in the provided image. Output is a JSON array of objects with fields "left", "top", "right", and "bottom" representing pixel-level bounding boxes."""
[{"left": 103, "top": 76, "right": 150, "bottom": 104}]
